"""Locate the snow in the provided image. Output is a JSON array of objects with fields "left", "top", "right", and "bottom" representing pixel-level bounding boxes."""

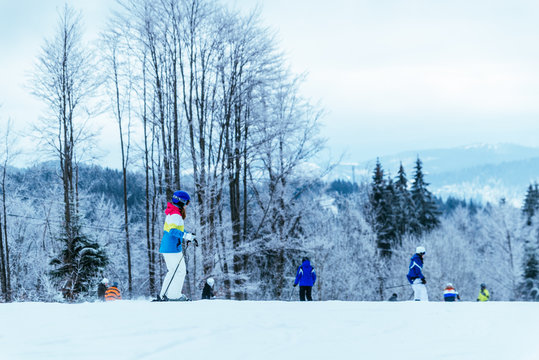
[{"left": 1, "top": 300, "right": 538, "bottom": 359}]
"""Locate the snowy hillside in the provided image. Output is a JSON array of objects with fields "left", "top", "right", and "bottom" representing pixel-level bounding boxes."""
[
  {"left": 2, "top": 300, "right": 538, "bottom": 360},
  {"left": 429, "top": 157, "right": 539, "bottom": 206},
  {"left": 332, "top": 143, "right": 539, "bottom": 205}
]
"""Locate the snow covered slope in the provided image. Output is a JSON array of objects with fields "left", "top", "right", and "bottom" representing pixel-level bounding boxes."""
[{"left": 1, "top": 300, "right": 538, "bottom": 360}]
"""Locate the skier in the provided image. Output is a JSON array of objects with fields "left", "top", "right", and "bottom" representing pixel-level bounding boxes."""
[
  {"left": 105, "top": 282, "right": 122, "bottom": 301},
  {"left": 388, "top": 293, "right": 398, "bottom": 301},
  {"left": 158, "top": 190, "right": 191, "bottom": 301},
  {"left": 477, "top": 283, "right": 490, "bottom": 302},
  {"left": 293, "top": 257, "right": 317, "bottom": 301},
  {"left": 97, "top": 278, "right": 109, "bottom": 301},
  {"left": 407, "top": 246, "right": 428, "bottom": 301},
  {"left": 201, "top": 277, "right": 215, "bottom": 300},
  {"left": 443, "top": 283, "right": 461, "bottom": 302}
]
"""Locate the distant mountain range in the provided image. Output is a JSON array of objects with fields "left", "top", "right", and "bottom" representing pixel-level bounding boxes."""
[{"left": 331, "top": 144, "right": 539, "bottom": 206}]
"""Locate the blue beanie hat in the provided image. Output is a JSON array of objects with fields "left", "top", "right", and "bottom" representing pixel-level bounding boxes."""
[{"left": 172, "top": 190, "right": 190, "bottom": 205}]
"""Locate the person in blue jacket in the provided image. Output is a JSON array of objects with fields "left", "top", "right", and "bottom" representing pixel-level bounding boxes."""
[
  {"left": 407, "top": 246, "right": 429, "bottom": 301},
  {"left": 293, "top": 257, "right": 317, "bottom": 301}
]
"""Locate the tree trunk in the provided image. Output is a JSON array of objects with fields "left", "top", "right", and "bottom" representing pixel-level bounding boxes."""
[
  {"left": 142, "top": 59, "right": 156, "bottom": 296},
  {"left": 2, "top": 159, "right": 10, "bottom": 301},
  {"left": 0, "top": 211, "right": 6, "bottom": 301}
]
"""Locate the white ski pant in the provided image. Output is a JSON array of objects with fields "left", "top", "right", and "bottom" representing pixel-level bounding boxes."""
[
  {"left": 411, "top": 279, "right": 429, "bottom": 301},
  {"left": 160, "top": 252, "right": 186, "bottom": 299}
]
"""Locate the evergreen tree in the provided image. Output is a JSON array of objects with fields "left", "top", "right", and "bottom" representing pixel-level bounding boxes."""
[
  {"left": 369, "top": 160, "right": 401, "bottom": 256},
  {"left": 437, "top": 196, "right": 481, "bottom": 215},
  {"left": 50, "top": 218, "right": 108, "bottom": 301},
  {"left": 522, "top": 183, "right": 539, "bottom": 226},
  {"left": 378, "top": 175, "right": 397, "bottom": 255},
  {"left": 523, "top": 248, "right": 539, "bottom": 280},
  {"left": 371, "top": 159, "right": 385, "bottom": 206},
  {"left": 393, "top": 163, "right": 415, "bottom": 243},
  {"left": 328, "top": 179, "right": 359, "bottom": 195},
  {"left": 520, "top": 229, "right": 539, "bottom": 300},
  {"left": 369, "top": 160, "right": 390, "bottom": 255},
  {"left": 410, "top": 157, "right": 440, "bottom": 235}
]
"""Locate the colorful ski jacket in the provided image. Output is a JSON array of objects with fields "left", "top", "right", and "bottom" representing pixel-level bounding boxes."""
[
  {"left": 407, "top": 254, "right": 425, "bottom": 284},
  {"left": 294, "top": 260, "right": 317, "bottom": 287},
  {"left": 159, "top": 202, "right": 185, "bottom": 253},
  {"left": 443, "top": 286, "right": 459, "bottom": 301},
  {"left": 105, "top": 286, "right": 122, "bottom": 301},
  {"left": 477, "top": 288, "right": 490, "bottom": 301}
]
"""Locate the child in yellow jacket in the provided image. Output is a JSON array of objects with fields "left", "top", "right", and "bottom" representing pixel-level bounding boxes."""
[{"left": 477, "top": 283, "right": 490, "bottom": 301}]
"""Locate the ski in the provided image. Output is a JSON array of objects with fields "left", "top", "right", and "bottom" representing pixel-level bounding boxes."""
[{"left": 152, "top": 294, "right": 191, "bottom": 302}]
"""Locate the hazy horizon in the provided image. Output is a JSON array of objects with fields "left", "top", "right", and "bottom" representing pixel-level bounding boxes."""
[{"left": 2, "top": 0, "right": 539, "bottom": 168}]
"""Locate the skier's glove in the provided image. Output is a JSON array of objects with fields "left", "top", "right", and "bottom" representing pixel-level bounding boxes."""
[
  {"left": 293, "top": 283, "right": 297, "bottom": 287},
  {"left": 421, "top": 278, "right": 426, "bottom": 284}
]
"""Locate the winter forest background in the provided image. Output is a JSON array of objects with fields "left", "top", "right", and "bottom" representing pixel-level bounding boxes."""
[{"left": 1, "top": 0, "right": 539, "bottom": 303}]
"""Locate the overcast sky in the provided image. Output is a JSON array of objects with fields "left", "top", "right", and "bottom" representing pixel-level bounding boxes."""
[{"left": 2, "top": 0, "right": 539, "bottom": 167}]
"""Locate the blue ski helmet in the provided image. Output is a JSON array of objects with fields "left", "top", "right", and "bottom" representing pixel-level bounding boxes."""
[{"left": 172, "top": 190, "right": 190, "bottom": 205}]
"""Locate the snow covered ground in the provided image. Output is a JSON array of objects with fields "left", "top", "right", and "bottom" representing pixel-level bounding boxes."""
[{"left": 1, "top": 300, "right": 538, "bottom": 360}]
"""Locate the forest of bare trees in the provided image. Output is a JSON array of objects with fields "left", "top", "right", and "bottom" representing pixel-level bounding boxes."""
[
  {"left": 0, "top": 0, "right": 327, "bottom": 301},
  {"left": 104, "top": 0, "right": 327, "bottom": 300},
  {"left": 0, "top": 0, "right": 538, "bottom": 303}
]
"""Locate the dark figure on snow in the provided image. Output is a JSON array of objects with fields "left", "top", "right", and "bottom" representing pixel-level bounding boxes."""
[
  {"left": 407, "top": 246, "right": 429, "bottom": 301},
  {"left": 202, "top": 277, "right": 215, "bottom": 300},
  {"left": 105, "top": 282, "right": 122, "bottom": 301},
  {"left": 477, "top": 283, "right": 490, "bottom": 302},
  {"left": 294, "top": 257, "right": 317, "bottom": 301},
  {"left": 97, "top": 278, "right": 109, "bottom": 301},
  {"left": 388, "top": 293, "right": 398, "bottom": 302},
  {"left": 443, "top": 283, "right": 461, "bottom": 302}
]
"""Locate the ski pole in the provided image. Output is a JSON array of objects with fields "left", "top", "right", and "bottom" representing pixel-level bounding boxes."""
[
  {"left": 384, "top": 284, "right": 409, "bottom": 290},
  {"left": 289, "top": 285, "right": 295, "bottom": 301},
  {"left": 162, "top": 251, "right": 187, "bottom": 299}
]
